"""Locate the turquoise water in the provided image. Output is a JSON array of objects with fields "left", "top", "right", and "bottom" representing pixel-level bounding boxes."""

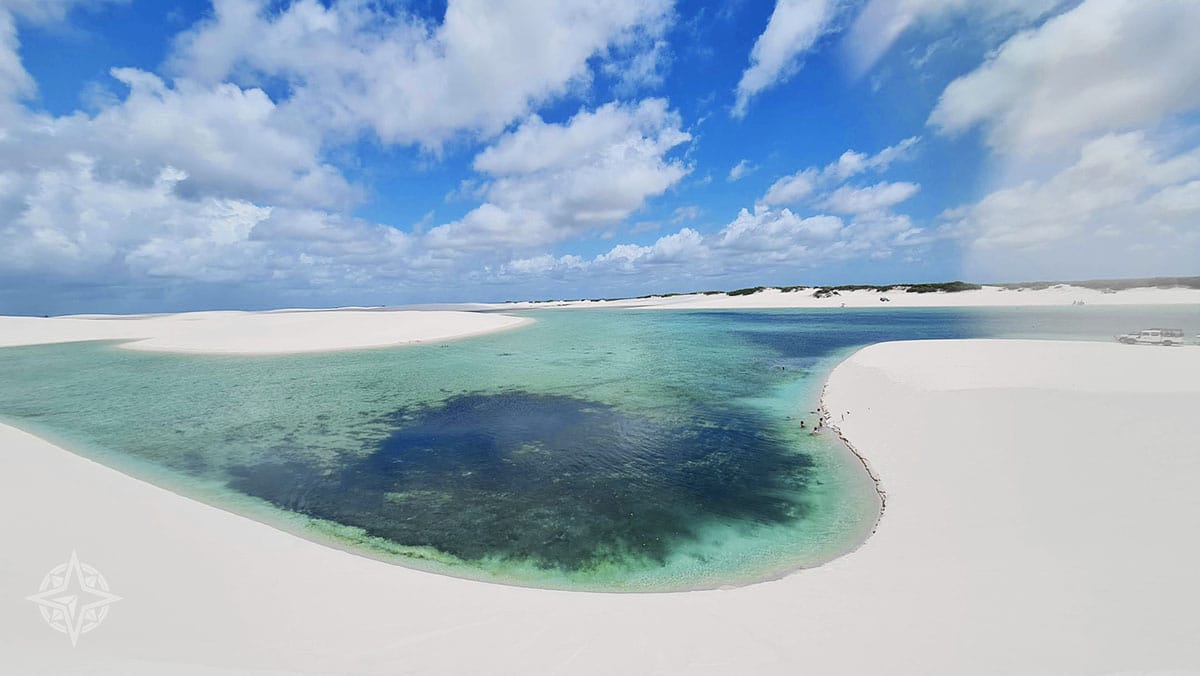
[{"left": 0, "top": 305, "right": 1196, "bottom": 591}]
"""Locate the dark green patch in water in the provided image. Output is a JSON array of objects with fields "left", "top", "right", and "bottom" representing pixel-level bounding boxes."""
[{"left": 229, "top": 391, "right": 812, "bottom": 572}]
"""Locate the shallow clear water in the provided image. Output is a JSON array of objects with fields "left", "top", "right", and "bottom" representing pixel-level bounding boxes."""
[{"left": 0, "top": 305, "right": 1196, "bottom": 591}]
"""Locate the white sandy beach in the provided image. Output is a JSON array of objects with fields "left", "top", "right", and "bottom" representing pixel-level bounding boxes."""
[
  {"left": 3, "top": 326, "right": 1199, "bottom": 674},
  {"left": 485, "top": 283, "right": 1200, "bottom": 310},
  {"left": 0, "top": 309, "right": 532, "bottom": 354}
]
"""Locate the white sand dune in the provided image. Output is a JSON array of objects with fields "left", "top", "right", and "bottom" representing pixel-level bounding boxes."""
[
  {"left": 3, "top": 338, "right": 1198, "bottom": 674},
  {"left": 0, "top": 309, "right": 531, "bottom": 354},
  {"left": 483, "top": 284, "right": 1200, "bottom": 310}
]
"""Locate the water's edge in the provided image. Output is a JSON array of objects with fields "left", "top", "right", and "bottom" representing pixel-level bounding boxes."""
[{"left": 816, "top": 354, "right": 889, "bottom": 560}]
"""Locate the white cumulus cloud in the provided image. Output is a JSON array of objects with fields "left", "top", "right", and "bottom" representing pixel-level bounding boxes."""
[
  {"left": 733, "top": 0, "right": 837, "bottom": 118},
  {"left": 929, "top": 0, "right": 1200, "bottom": 156},
  {"left": 948, "top": 132, "right": 1200, "bottom": 280},
  {"left": 727, "top": 159, "right": 756, "bottom": 182},
  {"left": 499, "top": 138, "right": 929, "bottom": 282},
  {"left": 822, "top": 181, "right": 919, "bottom": 215},
  {"left": 425, "top": 99, "right": 691, "bottom": 251},
  {"left": 843, "top": 0, "right": 1065, "bottom": 77},
  {"left": 762, "top": 136, "right": 919, "bottom": 206},
  {"left": 170, "top": 0, "right": 674, "bottom": 148}
]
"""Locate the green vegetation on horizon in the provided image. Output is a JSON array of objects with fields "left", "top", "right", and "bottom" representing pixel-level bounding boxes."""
[{"left": 512, "top": 275, "right": 1198, "bottom": 304}]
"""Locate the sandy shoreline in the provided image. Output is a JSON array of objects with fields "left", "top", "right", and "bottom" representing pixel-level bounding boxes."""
[
  {"left": 3, "top": 336, "right": 1198, "bottom": 674},
  {"left": 0, "top": 309, "right": 532, "bottom": 354}
]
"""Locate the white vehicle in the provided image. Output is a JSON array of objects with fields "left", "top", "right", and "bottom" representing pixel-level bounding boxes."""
[{"left": 1116, "top": 328, "right": 1185, "bottom": 346}]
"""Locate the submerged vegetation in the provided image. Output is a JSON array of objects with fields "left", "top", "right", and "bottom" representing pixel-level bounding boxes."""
[{"left": 229, "top": 392, "right": 814, "bottom": 573}]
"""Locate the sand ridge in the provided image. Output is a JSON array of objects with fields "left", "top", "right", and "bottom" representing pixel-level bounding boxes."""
[{"left": 0, "top": 309, "right": 532, "bottom": 355}]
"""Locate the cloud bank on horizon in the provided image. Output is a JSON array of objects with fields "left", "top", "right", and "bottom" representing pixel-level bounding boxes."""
[{"left": 0, "top": 0, "right": 1197, "bottom": 312}]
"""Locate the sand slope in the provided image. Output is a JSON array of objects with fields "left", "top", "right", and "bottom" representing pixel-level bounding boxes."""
[
  {"left": 2, "top": 340, "right": 1199, "bottom": 674},
  {"left": 0, "top": 309, "right": 532, "bottom": 354}
]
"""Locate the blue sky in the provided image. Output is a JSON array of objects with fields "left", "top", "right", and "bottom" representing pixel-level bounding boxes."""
[{"left": 1, "top": 0, "right": 1198, "bottom": 313}]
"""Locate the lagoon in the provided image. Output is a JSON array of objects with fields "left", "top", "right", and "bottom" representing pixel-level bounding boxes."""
[{"left": 0, "top": 306, "right": 1194, "bottom": 591}]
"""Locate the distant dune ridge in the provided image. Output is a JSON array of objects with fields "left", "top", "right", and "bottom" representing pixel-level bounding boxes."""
[
  {"left": 479, "top": 276, "right": 1200, "bottom": 311},
  {"left": 500, "top": 275, "right": 1200, "bottom": 303}
]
